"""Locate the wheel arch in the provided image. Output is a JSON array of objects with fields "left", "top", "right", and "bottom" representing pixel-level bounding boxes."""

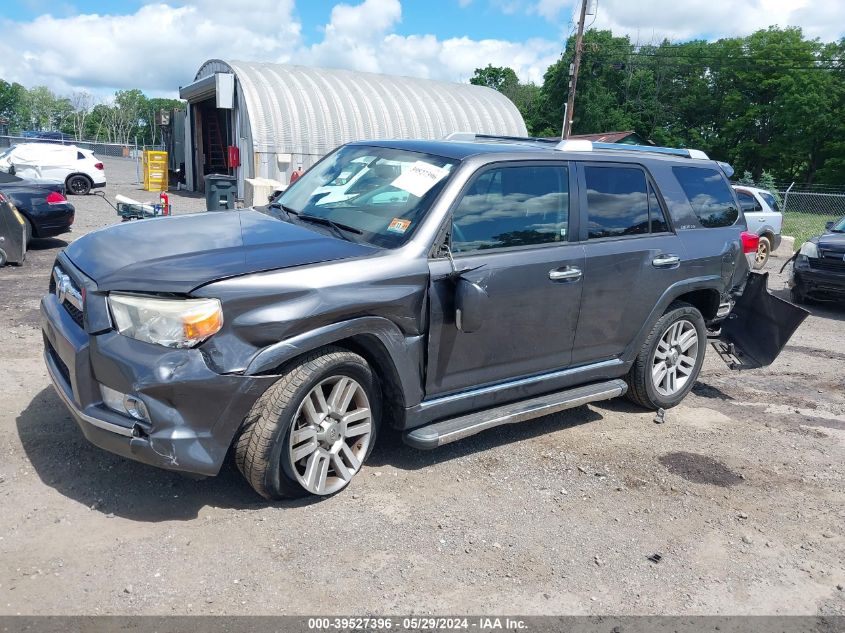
[
  {"left": 622, "top": 277, "right": 723, "bottom": 366},
  {"left": 65, "top": 172, "right": 93, "bottom": 188},
  {"left": 243, "top": 316, "right": 424, "bottom": 418}
]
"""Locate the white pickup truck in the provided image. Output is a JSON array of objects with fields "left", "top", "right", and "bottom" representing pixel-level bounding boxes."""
[{"left": 733, "top": 185, "right": 783, "bottom": 269}]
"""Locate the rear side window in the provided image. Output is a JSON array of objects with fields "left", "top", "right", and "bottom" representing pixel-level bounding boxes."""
[
  {"left": 451, "top": 164, "right": 569, "bottom": 253},
  {"left": 673, "top": 167, "right": 739, "bottom": 228},
  {"left": 760, "top": 191, "right": 780, "bottom": 212},
  {"left": 584, "top": 166, "right": 650, "bottom": 239},
  {"left": 736, "top": 190, "right": 762, "bottom": 212},
  {"left": 77, "top": 151, "right": 85, "bottom": 160}
]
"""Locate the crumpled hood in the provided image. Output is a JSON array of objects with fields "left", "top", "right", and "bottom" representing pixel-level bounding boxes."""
[
  {"left": 817, "top": 231, "right": 845, "bottom": 252},
  {"left": 65, "top": 209, "right": 377, "bottom": 293}
]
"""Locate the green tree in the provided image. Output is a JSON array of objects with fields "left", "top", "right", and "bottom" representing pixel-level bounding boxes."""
[{"left": 471, "top": 65, "right": 542, "bottom": 135}]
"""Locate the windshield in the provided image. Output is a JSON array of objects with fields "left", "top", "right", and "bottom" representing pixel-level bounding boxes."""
[
  {"left": 832, "top": 217, "right": 845, "bottom": 232},
  {"left": 278, "top": 145, "right": 458, "bottom": 248}
]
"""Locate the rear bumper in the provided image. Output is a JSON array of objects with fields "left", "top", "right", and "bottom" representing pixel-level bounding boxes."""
[
  {"left": 40, "top": 284, "right": 273, "bottom": 476},
  {"left": 91, "top": 180, "right": 106, "bottom": 190}
]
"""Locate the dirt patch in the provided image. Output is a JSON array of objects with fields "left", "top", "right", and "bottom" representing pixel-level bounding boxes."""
[{"left": 659, "top": 451, "right": 744, "bottom": 487}]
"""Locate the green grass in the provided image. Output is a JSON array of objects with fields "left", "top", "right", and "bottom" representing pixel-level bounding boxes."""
[{"left": 781, "top": 211, "right": 839, "bottom": 249}]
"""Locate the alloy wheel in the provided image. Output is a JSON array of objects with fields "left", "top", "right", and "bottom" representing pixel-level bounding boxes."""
[
  {"left": 287, "top": 375, "right": 373, "bottom": 495},
  {"left": 651, "top": 319, "right": 699, "bottom": 396},
  {"left": 755, "top": 241, "right": 769, "bottom": 267}
]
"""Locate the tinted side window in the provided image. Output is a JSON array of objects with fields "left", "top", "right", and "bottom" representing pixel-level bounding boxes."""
[
  {"left": 759, "top": 191, "right": 780, "bottom": 212},
  {"left": 452, "top": 165, "right": 569, "bottom": 253},
  {"left": 77, "top": 151, "right": 85, "bottom": 160},
  {"left": 736, "top": 191, "right": 761, "bottom": 212},
  {"left": 673, "top": 167, "right": 739, "bottom": 227},
  {"left": 584, "top": 166, "right": 649, "bottom": 239}
]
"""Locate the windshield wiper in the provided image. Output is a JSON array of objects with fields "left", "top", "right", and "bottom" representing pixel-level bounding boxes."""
[
  {"left": 268, "top": 201, "right": 298, "bottom": 220},
  {"left": 297, "top": 214, "right": 363, "bottom": 241}
]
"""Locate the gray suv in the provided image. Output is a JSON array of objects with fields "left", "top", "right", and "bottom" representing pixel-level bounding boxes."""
[{"left": 40, "top": 136, "right": 807, "bottom": 499}]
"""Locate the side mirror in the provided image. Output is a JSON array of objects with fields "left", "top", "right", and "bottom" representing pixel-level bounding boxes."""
[
  {"left": 455, "top": 277, "right": 488, "bottom": 333},
  {"left": 826, "top": 221, "right": 835, "bottom": 231}
]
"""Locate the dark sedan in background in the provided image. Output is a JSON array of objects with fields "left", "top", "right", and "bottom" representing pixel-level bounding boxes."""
[
  {"left": 0, "top": 171, "right": 75, "bottom": 243},
  {"left": 791, "top": 216, "right": 845, "bottom": 303}
]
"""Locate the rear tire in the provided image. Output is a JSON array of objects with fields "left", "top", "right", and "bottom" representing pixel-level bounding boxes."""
[
  {"left": 0, "top": 248, "right": 6, "bottom": 267},
  {"left": 23, "top": 217, "right": 33, "bottom": 244},
  {"left": 626, "top": 302, "right": 706, "bottom": 410},
  {"left": 235, "top": 347, "right": 379, "bottom": 500},
  {"left": 66, "top": 174, "right": 91, "bottom": 195},
  {"left": 753, "top": 235, "right": 771, "bottom": 269}
]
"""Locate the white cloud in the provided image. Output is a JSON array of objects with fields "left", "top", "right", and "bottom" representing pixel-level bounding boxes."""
[
  {"left": 0, "top": 0, "right": 559, "bottom": 97},
  {"left": 0, "top": 0, "right": 301, "bottom": 96},
  {"left": 303, "top": 0, "right": 558, "bottom": 84},
  {"left": 531, "top": 0, "right": 845, "bottom": 43}
]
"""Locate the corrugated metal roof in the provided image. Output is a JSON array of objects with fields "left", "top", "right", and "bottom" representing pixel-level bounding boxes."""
[{"left": 194, "top": 60, "right": 527, "bottom": 155}]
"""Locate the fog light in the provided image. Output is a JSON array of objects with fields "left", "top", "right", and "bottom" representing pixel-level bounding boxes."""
[{"left": 99, "top": 385, "right": 150, "bottom": 422}]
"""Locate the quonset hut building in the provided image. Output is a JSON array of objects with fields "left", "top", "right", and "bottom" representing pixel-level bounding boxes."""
[{"left": 178, "top": 60, "right": 527, "bottom": 197}]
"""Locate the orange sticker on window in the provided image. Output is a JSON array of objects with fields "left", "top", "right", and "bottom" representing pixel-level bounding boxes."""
[{"left": 387, "top": 218, "right": 412, "bottom": 234}]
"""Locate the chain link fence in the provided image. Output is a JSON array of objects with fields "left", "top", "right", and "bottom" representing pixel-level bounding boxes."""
[
  {"left": 736, "top": 180, "right": 845, "bottom": 249},
  {"left": 0, "top": 135, "right": 164, "bottom": 159}
]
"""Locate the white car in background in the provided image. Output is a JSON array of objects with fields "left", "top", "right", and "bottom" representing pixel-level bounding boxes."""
[
  {"left": 733, "top": 185, "right": 783, "bottom": 269},
  {"left": 0, "top": 143, "right": 106, "bottom": 195}
]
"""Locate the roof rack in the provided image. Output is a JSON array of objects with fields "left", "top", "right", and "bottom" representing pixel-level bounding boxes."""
[
  {"left": 444, "top": 132, "right": 709, "bottom": 160},
  {"left": 444, "top": 132, "right": 557, "bottom": 146},
  {"left": 557, "top": 140, "right": 709, "bottom": 160}
]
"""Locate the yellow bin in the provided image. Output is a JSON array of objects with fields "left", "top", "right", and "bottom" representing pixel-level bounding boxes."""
[{"left": 143, "top": 150, "right": 169, "bottom": 192}]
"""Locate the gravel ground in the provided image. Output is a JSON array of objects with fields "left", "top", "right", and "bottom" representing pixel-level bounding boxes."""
[{"left": 0, "top": 157, "right": 843, "bottom": 616}]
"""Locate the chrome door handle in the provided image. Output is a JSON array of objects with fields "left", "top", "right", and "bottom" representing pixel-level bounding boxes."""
[
  {"left": 549, "top": 267, "right": 582, "bottom": 281},
  {"left": 652, "top": 255, "right": 680, "bottom": 268}
]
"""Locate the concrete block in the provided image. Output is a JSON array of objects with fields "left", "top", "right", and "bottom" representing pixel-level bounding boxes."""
[
  {"left": 244, "top": 177, "right": 285, "bottom": 208},
  {"left": 773, "top": 235, "right": 795, "bottom": 257}
]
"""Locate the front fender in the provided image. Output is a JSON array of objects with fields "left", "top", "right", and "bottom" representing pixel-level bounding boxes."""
[{"left": 243, "top": 316, "right": 424, "bottom": 407}]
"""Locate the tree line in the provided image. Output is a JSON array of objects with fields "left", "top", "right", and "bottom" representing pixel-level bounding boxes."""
[
  {"left": 0, "top": 82, "right": 183, "bottom": 146},
  {"left": 471, "top": 26, "right": 845, "bottom": 186}
]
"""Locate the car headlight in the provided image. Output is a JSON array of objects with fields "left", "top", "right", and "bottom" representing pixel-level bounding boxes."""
[
  {"left": 108, "top": 293, "right": 223, "bottom": 348},
  {"left": 798, "top": 241, "right": 819, "bottom": 259}
]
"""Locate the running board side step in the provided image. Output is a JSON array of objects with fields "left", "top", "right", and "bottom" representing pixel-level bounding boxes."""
[{"left": 403, "top": 379, "right": 627, "bottom": 450}]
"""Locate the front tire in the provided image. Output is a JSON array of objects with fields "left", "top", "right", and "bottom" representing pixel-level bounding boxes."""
[
  {"left": 66, "top": 174, "right": 92, "bottom": 195},
  {"left": 753, "top": 235, "right": 771, "bottom": 269},
  {"left": 236, "top": 347, "right": 379, "bottom": 500},
  {"left": 626, "top": 302, "right": 706, "bottom": 410}
]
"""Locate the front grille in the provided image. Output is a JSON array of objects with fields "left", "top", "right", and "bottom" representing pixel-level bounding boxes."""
[
  {"left": 810, "top": 252, "right": 845, "bottom": 272},
  {"left": 64, "top": 301, "right": 84, "bottom": 327},
  {"left": 51, "top": 263, "right": 85, "bottom": 329}
]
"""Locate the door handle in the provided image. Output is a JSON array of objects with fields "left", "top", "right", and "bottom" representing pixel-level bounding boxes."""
[
  {"left": 549, "top": 266, "right": 582, "bottom": 282},
  {"left": 652, "top": 254, "right": 680, "bottom": 268}
]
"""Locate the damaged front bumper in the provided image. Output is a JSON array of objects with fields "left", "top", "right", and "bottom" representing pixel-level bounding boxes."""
[
  {"left": 40, "top": 274, "right": 274, "bottom": 476},
  {"left": 712, "top": 272, "right": 809, "bottom": 370}
]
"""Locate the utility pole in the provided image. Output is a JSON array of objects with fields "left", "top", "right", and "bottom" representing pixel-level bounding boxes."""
[{"left": 562, "top": 0, "right": 589, "bottom": 139}]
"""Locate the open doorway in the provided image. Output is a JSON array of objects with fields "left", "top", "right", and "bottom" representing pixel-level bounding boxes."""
[{"left": 192, "top": 99, "right": 232, "bottom": 190}]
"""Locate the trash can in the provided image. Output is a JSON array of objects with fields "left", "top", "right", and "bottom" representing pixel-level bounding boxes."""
[{"left": 204, "top": 174, "right": 237, "bottom": 211}]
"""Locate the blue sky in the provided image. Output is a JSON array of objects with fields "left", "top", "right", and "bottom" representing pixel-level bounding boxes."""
[
  {"left": 11, "top": 0, "right": 570, "bottom": 44},
  {"left": 2, "top": 0, "right": 844, "bottom": 97}
]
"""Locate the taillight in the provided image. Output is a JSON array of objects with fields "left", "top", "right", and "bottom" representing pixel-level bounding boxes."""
[
  {"left": 741, "top": 231, "right": 760, "bottom": 254},
  {"left": 0, "top": 192, "right": 6, "bottom": 203},
  {"left": 94, "top": 162, "right": 104, "bottom": 170},
  {"left": 46, "top": 191, "right": 67, "bottom": 205}
]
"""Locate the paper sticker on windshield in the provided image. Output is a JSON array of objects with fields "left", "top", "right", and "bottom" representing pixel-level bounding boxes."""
[
  {"left": 391, "top": 161, "right": 449, "bottom": 197},
  {"left": 387, "top": 218, "right": 412, "bottom": 234}
]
